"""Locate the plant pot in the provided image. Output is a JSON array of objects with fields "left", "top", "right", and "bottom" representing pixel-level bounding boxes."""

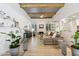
[
  {"left": 58, "top": 40, "right": 63, "bottom": 49},
  {"left": 23, "top": 38, "right": 28, "bottom": 51},
  {"left": 71, "top": 47, "right": 79, "bottom": 56},
  {"left": 23, "top": 43, "right": 28, "bottom": 51},
  {"left": 10, "top": 47, "right": 19, "bottom": 56},
  {"left": 59, "top": 41, "right": 67, "bottom": 56}
]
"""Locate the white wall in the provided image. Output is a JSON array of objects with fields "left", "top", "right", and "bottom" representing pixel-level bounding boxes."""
[
  {"left": 0, "top": 3, "right": 32, "bottom": 55},
  {"left": 0, "top": 3, "right": 32, "bottom": 33},
  {"left": 52, "top": 3, "right": 79, "bottom": 45},
  {"left": 52, "top": 3, "right": 79, "bottom": 34},
  {"left": 31, "top": 18, "right": 53, "bottom": 33},
  {"left": 53, "top": 3, "right": 79, "bottom": 21}
]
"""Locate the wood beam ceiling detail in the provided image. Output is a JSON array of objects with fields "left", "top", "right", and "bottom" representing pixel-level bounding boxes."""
[{"left": 20, "top": 3, "right": 64, "bottom": 8}]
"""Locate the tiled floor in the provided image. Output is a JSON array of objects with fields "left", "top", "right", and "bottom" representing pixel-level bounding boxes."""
[{"left": 2, "top": 36, "right": 72, "bottom": 56}]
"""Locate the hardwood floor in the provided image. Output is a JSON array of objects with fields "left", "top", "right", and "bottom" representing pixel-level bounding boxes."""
[
  {"left": 2, "top": 36, "right": 72, "bottom": 56},
  {"left": 23, "top": 36, "right": 62, "bottom": 56}
]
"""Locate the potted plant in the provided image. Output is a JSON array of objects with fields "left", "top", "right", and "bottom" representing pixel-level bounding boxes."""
[
  {"left": 71, "top": 31, "right": 79, "bottom": 56},
  {"left": 0, "top": 31, "right": 21, "bottom": 56}
]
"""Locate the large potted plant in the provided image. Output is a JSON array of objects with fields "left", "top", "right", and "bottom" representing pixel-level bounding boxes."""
[
  {"left": 71, "top": 31, "right": 79, "bottom": 56},
  {"left": 0, "top": 32, "right": 21, "bottom": 56}
]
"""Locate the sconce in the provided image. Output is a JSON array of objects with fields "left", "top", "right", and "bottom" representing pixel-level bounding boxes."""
[
  {"left": 0, "top": 10, "right": 19, "bottom": 28},
  {"left": 0, "top": 10, "right": 6, "bottom": 15},
  {"left": 3, "top": 16, "right": 11, "bottom": 19},
  {"left": 0, "top": 10, "right": 11, "bottom": 19}
]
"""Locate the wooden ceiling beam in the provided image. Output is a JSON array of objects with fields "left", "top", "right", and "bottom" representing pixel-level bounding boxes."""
[
  {"left": 31, "top": 17, "right": 52, "bottom": 19},
  {"left": 28, "top": 12, "right": 55, "bottom": 18},
  {"left": 28, "top": 14, "right": 54, "bottom": 17},
  {"left": 28, "top": 12, "right": 56, "bottom": 15},
  {"left": 20, "top": 3, "right": 64, "bottom": 8}
]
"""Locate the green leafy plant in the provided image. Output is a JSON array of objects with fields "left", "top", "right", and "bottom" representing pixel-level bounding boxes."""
[
  {"left": 71, "top": 31, "right": 79, "bottom": 49},
  {"left": 0, "top": 32, "right": 21, "bottom": 48}
]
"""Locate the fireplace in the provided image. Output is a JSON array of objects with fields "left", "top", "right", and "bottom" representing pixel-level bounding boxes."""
[{"left": 39, "top": 32, "right": 44, "bottom": 35}]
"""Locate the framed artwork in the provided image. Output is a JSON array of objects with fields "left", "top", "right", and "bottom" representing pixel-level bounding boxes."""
[{"left": 39, "top": 24, "right": 44, "bottom": 28}]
